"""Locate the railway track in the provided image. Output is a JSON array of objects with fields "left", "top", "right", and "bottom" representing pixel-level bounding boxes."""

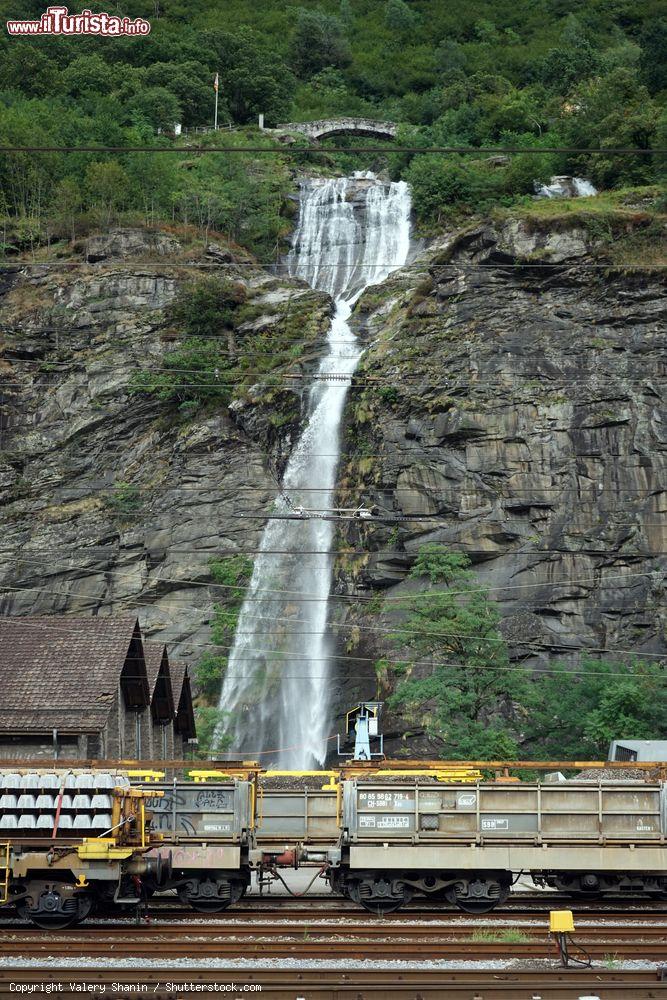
[
  {"left": 1, "top": 968, "right": 667, "bottom": 999},
  {"left": 153, "top": 893, "right": 667, "bottom": 913},
  {"left": 4, "top": 921, "right": 667, "bottom": 959},
  {"left": 95, "top": 905, "right": 667, "bottom": 922}
]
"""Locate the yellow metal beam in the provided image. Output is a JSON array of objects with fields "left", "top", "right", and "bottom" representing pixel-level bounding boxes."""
[{"left": 77, "top": 841, "right": 135, "bottom": 861}]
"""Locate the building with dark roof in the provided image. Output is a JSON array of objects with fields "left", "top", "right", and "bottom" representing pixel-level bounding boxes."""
[
  {"left": 170, "top": 660, "right": 197, "bottom": 750},
  {"left": 144, "top": 642, "right": 176, "bottom": 759},
  {"left": 0, "top": 616, "right": 196, "bottom": 762}
]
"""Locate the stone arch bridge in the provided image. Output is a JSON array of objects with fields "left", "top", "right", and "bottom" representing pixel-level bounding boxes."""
[{"left": 274, "top": 117, "right": 397, "bottom": 141}]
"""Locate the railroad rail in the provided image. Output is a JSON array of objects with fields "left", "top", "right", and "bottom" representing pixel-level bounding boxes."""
[
  {"left": 2, "top": 969, "right": 666, "bottom": 1000},
  {"left": 4, "top": 921, "right": 667, "bottom": 959}
]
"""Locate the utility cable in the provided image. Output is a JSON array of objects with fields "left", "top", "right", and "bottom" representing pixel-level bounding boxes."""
[
  {"left": 2, "top": 557, "right": 665, "bottom": 659},
  {"left": 0, "top": 565, "right": 661, "bottom": 604},
  {"left": 0, "top": 144, "right": 663, "bottom": 154}
]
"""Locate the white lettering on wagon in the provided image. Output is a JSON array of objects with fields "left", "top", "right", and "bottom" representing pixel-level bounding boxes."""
[
  {"left": 359, "top": 815, "right": 411, "bottom": 829},
  {"left": 359, "top": 791, "right": 413, "bottom": 810},
  {"left": 481, "top": 818, "right": 509, "bottom": 831}
]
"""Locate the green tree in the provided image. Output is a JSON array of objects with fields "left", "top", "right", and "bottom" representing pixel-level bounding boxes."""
[
  {"left": 195, "top": 556, "right": 253, "bottom": 702},
  {"left": 0, "top": 45, "right": 63, "bottom": 97},
  {"left": 561, "top": 68, "right": 659, "bottom": 185},
  {"left": 639, "top": 19, "right": 667, "bottom": 93},
  {"left": 62, "top": 54, "right": 116, "bottom": 99},
  {"left": 524, "top": 660, "right": 667, "bottom": 759},
  {"left": 143, "top": 60, "right": 213, "bottom": 127},
  {"left": 536, "top": 15, "right": 600, "bottom": 92},
  {"left": 290, "top": 8, "right": 351, "bottom": 78},
  {"left": 52, "top": 177, "right": 82, "bottom": 242},
  {"left": 85, "top": 161, "right": 129, "bottom": 223},
  {"left": 403, "top": 155, "right": 498, "bottom": 222},
  {"left": 385, "top": 545, "right": 530, "bottom": 758},
  {"left": 385, "top": 0, "right": 420, "bottom": 32},
  {"left": 194, "top": 706, "right": 233, "bottom": 757},
  {"left": 127, "top": 86, "right": 182, "bottom": 131},
  {"left": 436, "top": 39, "right": 468, "bottom": 75},
  {"left": 204, "top": 26, "right": 294, "bottom": 124}
]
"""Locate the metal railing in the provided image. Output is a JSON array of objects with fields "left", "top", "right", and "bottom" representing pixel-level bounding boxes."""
[
  {"left": 0, "top": 842, "right": 9, "bottom": 905},
  {"left": 156, "top": 124, "right": 235, "bottom": 137}
]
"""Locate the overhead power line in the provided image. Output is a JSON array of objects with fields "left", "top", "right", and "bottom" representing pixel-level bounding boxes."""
[
  {"left": 4, "top": 356, "right": 667, "bottom": 377},
  {"left": 3, "top": 506, "right": 666, "bottom": 525},
  {"left": 3, "top": 260, "right": 667, "bottom": 270},
  {"left": 0, "top": 145, "right": 663, "bottom": 155},
  {"left": 0, "top": 616, "right": 662, "bottom": 679},
  {"left": 1, "top": 375, "right": 665, "bottom": 392},
  {"left": 5, "top": 588, "right": 663, "bottom": 662},
  {"left": 0, "top": 567, "right": 660, "bottom": 605},
  {"left": 11, "top": 485, "right": 665, "bottom": 495}
]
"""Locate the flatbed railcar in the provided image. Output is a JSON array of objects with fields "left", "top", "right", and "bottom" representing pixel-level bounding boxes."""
[{"left": 0, "top": 769, "right": 162, "bottom": 927}]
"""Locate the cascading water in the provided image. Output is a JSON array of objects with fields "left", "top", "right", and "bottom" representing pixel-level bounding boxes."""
[
  {"left": 535, "top": 175, "right": 598, "bottom": 198},
  {"left": 217, "top": 174, "right": 411, "bottom": 768}
]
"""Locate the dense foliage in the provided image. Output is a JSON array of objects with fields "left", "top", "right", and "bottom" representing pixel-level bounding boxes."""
[
  {"left": 382, "top": 545, "right": 666, "bottom": 759},
  {"left": 129, "top": 275, "right": 327, "bottom": 413},
  {"left": 194, "top": 555, "right": 253, "bottom": 755},
  {"left": 0, "top": 0, "right": 665, "bottom": 246},
  {"left": 129, "top": 277, "right": 247, "bottom": 408}
]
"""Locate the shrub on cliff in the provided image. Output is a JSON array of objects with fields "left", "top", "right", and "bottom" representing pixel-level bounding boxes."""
[
  {"left": 129, "top": 278, "right": 247, "bottom": 408},
  {"left": 385, "top": 545, "right": 529, "bottom": 758},
  {"left": 129, "top": 337, "right": 234, "bottom": 407},
  {"left": 382, "top": 544, "right": 667, "bottom": 759}
]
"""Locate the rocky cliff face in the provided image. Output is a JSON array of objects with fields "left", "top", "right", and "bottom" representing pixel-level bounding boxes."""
[
  {"left": 0, "top": 228, "right": 330, "bottom": 665},
  {"left": 332, "top": 217, "right": 666, "bottom": 748},
  {"left": 1, "top": 215, "right": 665, "bottom": 750}
]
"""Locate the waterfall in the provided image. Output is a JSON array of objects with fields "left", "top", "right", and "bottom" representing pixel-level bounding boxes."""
[
  {"left": 535, "top": 175, "right": 598, "bottom": 199},
  {"left": 217, "top": 174, "right": 411, "bottom": 768}
]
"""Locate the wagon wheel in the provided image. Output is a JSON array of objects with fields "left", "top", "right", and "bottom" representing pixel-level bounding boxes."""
[
  {"left": 185, "top": 897, "right": 235, "bottom": 913},
  {"left": 444, "top": 877, "right": 509, "bottom": 914},
  {"left": 449, "top": 895, "right": 502, "bottom": 914},
  {"left": 357, "top": 896, "right": 406, "bottom": 915},
  {"left": 17, "top": 889, "right": 93, "bottom": 929}
]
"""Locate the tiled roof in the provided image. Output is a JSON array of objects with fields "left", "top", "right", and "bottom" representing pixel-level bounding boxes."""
[
  {"left": 0, "top": 615, "right": 141, "bottom": 733},
  {"left": 169, "top": 660, "right": 186, "bottom": 704},
  {"left": 144, "top": 641, "right": 174, "bottom": 722},
  {"left": 171, "top": 661, "right": 196, "bottom": 740},
  {"left": 144, "top": 642, "right": 167, "bottom": 695}
]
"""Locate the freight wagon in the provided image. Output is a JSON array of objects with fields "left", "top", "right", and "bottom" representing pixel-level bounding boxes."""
[
  {"left": 145, "top": 775, "right": 667, "bottom": 916},
  {"left": 318, "top": 779, "right": 667, "bottom": 912},
  {"left": 141, "top": 781, "right": 339, "bottom": 911},
  {"left": 141, "top": 780, "right": 254, "bottom": 911}
]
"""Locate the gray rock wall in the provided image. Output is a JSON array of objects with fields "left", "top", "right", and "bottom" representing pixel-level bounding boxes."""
[
  {"left": 331, "top": 218, "right": 666, "bottom": 744},
  {"left": 0, "top": 229, "right": 331, "bottom": 672}
]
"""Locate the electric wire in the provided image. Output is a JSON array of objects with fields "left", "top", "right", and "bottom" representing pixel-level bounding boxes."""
[
  {"left": 0, "top": 565, "right": 661, "bottom": 604},
  {"left": 1, "top": 144, "right": 663, "bottom": 154},
  {"left": 1, "top": 557, "right": 665, "bottom": 658},
  {"left": 3, "top": 357, "right": 667, "bottom": 379},
  {"left": 0, "top": 616, "right": 662, "bottom": 680},
  {"left": 3, "top": 260, "right": 666, "bottom": 270}
]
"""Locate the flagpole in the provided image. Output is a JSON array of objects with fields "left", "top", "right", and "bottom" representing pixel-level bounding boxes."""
[{"left": 214, "top": 73, "right": 219, "bottom": 131}]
